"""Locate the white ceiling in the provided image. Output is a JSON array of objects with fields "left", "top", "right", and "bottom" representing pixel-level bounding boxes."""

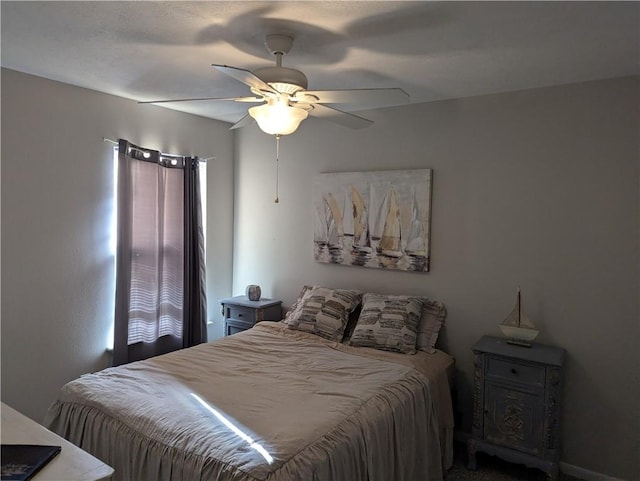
[{"left": 2, "top": 1, "right": 638, "bottom": 125}]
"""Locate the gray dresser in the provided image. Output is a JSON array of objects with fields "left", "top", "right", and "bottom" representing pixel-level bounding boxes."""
[
  {"left": 467, "top": 335, "right": 566, "bottom": 480},
  {"left": 220, "top": 296, "right": 282, "bottom": 336}
]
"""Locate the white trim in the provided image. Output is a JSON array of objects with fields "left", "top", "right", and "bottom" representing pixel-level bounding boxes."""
[
  {"left": 453, "top": 430, "right": 629, "bottom": 481},
  {"left": 559, "top": 462, "right": 628, "bottom": 481}
]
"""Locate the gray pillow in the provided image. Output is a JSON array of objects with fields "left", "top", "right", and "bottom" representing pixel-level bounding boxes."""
[{"left": 416, "top": 299, "right": 447, "bottom": 353}]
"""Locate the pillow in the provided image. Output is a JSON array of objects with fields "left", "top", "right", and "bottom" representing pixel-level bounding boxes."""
[
  {"left": 349, "top": 293, "right": 425, "bottom": 354},
  {"left": 416, "top": 299, "right": 447, "bottom": 353},
  {"left": 284, "top": 286, "right": 362, "bottom": 341},
  {"left": 341, "top": 304, "right": 362, "bottom": 342},
  {"left": 283, "top": 285, "right": 313, "bottom": 322}
]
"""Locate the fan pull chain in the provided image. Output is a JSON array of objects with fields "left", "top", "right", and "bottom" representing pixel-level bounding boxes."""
[{"left": 274, "top": 135, "right": 280, "bottom": 204}]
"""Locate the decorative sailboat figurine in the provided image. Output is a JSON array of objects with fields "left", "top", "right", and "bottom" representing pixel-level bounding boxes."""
[{"left": 500, "top": 287, "right": 539, "bottom": 347}]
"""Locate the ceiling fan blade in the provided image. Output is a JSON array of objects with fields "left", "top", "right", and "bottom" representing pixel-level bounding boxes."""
[
  {"left": 212, "top": 64, "right": 278, "bottom": 94},
  {"left": 139, "top": 96, "right": 262, "bottom": 104},
  {"left": 309, "top": 104, "right": 373, "bottom": 130},
  {"left": 229, "top": 114, "right": 255, "bottom": 130},
  {"left": 301, "top": 88, "right": 409, "bottom": 105}
]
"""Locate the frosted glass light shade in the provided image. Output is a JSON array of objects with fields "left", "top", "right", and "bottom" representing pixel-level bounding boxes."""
[{"left": 248, "top": 102, "right": 308, "bottom": 136}]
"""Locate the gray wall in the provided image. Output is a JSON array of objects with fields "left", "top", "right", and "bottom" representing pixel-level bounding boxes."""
[
  {"left": 1, "top": 68, "right": 234, "bottom": 421},
  {"left": 232, "top": 77, "right": 639, "bottom": 480},
  {"left": 1, "top": 68, "right": 637, "bottom": 480}
]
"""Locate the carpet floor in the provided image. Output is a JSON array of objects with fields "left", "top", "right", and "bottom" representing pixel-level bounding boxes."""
[{"left": 445, "top": 442, "right": 585, "bottom": 481}]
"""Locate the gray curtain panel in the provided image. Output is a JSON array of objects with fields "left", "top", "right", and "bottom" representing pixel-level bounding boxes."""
[
  {"left": 113, "top": 139, "right": 207, "bottom": 366},
  {"left": 183, "top": 155, "right": 208, "bottom": 349}
]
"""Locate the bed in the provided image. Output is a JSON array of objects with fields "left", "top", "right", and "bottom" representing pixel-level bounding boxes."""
[{"left": 45, "top": 288, "right": 454, "bottom": 481}]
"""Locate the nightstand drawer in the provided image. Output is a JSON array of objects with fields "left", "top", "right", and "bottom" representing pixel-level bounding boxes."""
[
  {"left": 486, "top": 356, "right": 545, "bottom": 387},
  {"left": 226, "top": 305, "right": 256, "bottom": 323},
  {"left": 225, "top": 318, "right": 254, "bottom": 336}
]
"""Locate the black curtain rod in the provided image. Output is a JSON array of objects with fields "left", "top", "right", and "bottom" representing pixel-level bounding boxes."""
[{"left": 102, "top": 137, "right": 213, "bottom": 162}]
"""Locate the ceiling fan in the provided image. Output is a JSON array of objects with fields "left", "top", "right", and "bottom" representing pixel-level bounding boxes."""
[{"left": 140, "top": 34, "right": 410, "bottom": 136}]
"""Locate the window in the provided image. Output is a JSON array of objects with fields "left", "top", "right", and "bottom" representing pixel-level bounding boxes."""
[{"left": 108, "top": 145, "right": 207, "bottom": 354}]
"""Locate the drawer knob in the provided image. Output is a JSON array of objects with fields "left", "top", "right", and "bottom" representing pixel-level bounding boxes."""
[
  {"left": 238, "top": 313, "right": 244, "bottom": 318},
  {"left": 511, "top": 368, "right": 518, "bottom": 375}
]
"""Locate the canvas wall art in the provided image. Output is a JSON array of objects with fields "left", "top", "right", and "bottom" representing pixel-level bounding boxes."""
[{"left": 313, "top": 169, "right": 432, "bottom": 272}]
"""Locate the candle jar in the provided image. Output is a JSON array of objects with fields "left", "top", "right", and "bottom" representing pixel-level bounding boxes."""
[{"left": 246, "top": 285, "right": 261, "bottom": 301}]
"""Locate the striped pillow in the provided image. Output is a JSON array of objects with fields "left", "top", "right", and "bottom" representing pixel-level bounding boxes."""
[
  {"left": 349, "top": 293, "right": 424, "bottom": 354},
  {"left": 284, "top": 286, "right": 362, "bottom": 341}
]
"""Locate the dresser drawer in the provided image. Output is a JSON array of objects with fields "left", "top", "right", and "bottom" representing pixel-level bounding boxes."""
[
  {"left": 226, "top": 305, "right": 256, "bottom": 323},
  {"left": 486, "top": 356, "right": 545, "bottom": 387}
]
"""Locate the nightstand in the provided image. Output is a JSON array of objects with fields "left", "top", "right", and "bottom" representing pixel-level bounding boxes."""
[
  {"left": 467, "top": 336, "right": 566, "bottom": 481},
  {"left": 220, "top": 296, "right": 282, "bottom": 336}
]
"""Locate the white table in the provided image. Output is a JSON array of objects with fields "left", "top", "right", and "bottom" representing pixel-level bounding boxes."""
[{"left": 1, "top": 402, "right": 114, "bottom": 480}]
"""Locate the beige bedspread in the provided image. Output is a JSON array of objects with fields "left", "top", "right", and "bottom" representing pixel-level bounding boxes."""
[{"left": 45, "top": 322, "right": 454, "bottom": 481}]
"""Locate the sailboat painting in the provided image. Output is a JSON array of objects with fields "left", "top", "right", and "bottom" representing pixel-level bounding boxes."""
[{"left": 313, "top": 169, "right": 432, "bottom": 272}]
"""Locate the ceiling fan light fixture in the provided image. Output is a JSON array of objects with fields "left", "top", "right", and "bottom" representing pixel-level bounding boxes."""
[{"left": 249, "top": 98, "right": 308, "bottom": 136}]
